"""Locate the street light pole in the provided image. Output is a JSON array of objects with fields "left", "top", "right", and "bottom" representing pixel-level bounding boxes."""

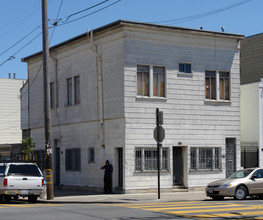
[{"left": 42, "top": 0, "right": 54, "bottom": 200}]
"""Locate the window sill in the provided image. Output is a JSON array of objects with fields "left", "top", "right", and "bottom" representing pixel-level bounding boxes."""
[
  {"left": 65, "top": 103, "right": 81, "bottom": 108},
  {"left": 134, "top": 170, "right": 170, "bottom": 173},
  {"left": 204, "top": 99, "right": 231, "bottom": 104},
  {"left": 136, "top": 96, "right": 167, "bottom": 102},
  {"left": 177, "top": 73, "right": 193, "bottom": 78},
  {"left": 189, "top": 169, "right": 222, "bottom": 172}
]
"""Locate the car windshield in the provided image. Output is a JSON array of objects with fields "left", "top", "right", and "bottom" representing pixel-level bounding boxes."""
[
  {"left": 7, "top": 164, "right": 41, "bottom": 176},
  {"left": 228, "top": 169, "right": 254, "bottom": 179}
]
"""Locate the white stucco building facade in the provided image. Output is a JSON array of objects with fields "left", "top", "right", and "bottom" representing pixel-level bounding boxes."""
[
  {"left": 0, "top": 77, "right": 25, "bottom": 159},
  {"left": 22, "top": 20, "right": 243, "bottom": 193}
]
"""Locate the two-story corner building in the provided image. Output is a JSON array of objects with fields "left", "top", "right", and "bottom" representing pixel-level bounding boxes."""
[
  {"left": 21, "top": 20, "right": 244, "bottom": 193},
  {"left": 0, "top": 75, "right": 25, "bottom": 160},
  {"left": 240, "top": 33, "right": 263, "bottom": 168}
]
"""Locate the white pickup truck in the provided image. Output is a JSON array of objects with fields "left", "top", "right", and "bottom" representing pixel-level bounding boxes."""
[{"left": 0, "top": 163, "right": 44, "bottom": 203}]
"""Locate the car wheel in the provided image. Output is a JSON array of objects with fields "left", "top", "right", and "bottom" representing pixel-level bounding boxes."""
[
  {"left": 234, "top": 186, "right": 247, "bottom": 200},
  {"left": 211, "top": 196, "right": 224, "bottom": 200},
  {"left": 28, "top": 196, "right": 37, "bottom": 203}
]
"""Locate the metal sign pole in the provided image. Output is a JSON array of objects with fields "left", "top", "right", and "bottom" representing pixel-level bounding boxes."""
[
  {"left": 156, "top": 108, "right": 160, "bottom": 199},
  {"left": 154, "top": 108, "right": 165, "bottom": 200}
]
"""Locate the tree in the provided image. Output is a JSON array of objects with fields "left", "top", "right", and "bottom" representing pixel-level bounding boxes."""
[{"left": 22, "top": 136, "right": 35, "bottom": 161}]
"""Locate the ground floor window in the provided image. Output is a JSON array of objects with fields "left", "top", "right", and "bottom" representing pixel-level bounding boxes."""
[
  {"left": 135, "top": 147, "right": 169, "bottom": 172},
  {"left": 190, "top": 147, "right": 221, "bottom": 170},
  {"left": 65, "top": 148, "right": 81, "bottom": 171}
]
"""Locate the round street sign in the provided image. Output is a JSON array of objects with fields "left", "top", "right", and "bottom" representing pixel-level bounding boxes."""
[{"left": 154, "top": 126, "right": 165, "bottom": 142}]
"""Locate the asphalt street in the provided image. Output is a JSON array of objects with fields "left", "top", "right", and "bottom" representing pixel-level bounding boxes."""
[{"left": 1, "top": 190, "right": 263, "bottom": 219}]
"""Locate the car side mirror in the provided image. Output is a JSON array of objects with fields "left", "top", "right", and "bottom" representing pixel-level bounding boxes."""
[{"left": 251, "top": 175, "right": 257, "bottom": 180}]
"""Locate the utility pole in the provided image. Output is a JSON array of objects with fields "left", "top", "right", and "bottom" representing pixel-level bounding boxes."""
[{"left": 42, "top": 0, "right": 54, "bottom": 200}]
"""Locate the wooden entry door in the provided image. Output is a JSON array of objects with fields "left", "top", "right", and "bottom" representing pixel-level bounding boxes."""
[{"left": 173, "top": 147, "right": 183, "bottom": 186}]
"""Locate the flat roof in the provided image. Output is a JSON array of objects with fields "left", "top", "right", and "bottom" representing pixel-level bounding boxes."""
[{"left": 22, "top": 20, "right": 245, "bottom": 62}]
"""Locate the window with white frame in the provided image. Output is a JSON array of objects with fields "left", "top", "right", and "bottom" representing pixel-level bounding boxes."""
[
  {"left": 179, "top": 63, "right": 192, "bottom": 74},
  {"left": 137, "top": 65, "right": 149, "bottom": 96},
  {"left": 219, "top": 72, "right": 230, "bottom": 100},
  {"left": 66, "top": 76, "right": 81, "bottom": 106},
  {"left": 137, "top": 64, "right": 166, "bottom": 98},
  {"left": 65, "top": 148, "right": 81, "bottom": 171},
  {"left": 205, "top": 71, "right": 216, "bottom": 100},
  {"left": 153, "top": 66, "right": 165, "bottom": 97},
  {"left": 190, "top": 147, "right": 221, "bottom": 170},
  {"left": 135, "top": 147, "right": 169, "bottom": 172},
  {"left": 205, "top": 70, "right": 230, "bottom": 101},
  {"left": 66, "top": 78, "right": 73, "bottom": 106},
  {"left": 74, "top": 76, "right": 80, "bottom": 104}
]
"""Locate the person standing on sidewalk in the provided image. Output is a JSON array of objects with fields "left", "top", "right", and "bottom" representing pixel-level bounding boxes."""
[{"left": 101, "top": 160, "right": 113, "bottom": 193}]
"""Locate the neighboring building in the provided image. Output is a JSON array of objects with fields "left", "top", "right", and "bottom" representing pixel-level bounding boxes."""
[
  {"left": 240, "top": 33, "right": 263, "bottom": 168},
  {"left": 21, "top": 80, "right": 30, "bottom": 139},
  {"left": 21, "top": 20, "right": 243, "bottom": 193},
  {"left": 0, "top": 75, "right": 25, "bottom": 160}
]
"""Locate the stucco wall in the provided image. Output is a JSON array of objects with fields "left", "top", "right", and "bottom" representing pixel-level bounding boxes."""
[
  {"left": 27, "top": 30, "right": 125, "bottom": 189},
  {"left": 0, "top": 78, "right": 25, "bottom": 144},
  {"left": 240, "top": 82, "right": 259, "bottom": 144}
]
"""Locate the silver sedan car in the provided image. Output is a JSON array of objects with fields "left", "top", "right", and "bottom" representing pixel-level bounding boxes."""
[{"left": 206, "top": 168, "right": 263, "bottom": 200}]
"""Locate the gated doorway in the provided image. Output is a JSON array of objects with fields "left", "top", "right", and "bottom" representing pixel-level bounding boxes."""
[
  {"left": 117, "top": 148, "right": 123, "bottom": 188},
  {"left": 226, "top": 138, "right": 236, "bottom": 178},
  {"left": 54, "top": 139, "right": 60, "bottom": 186},
  {"left": 173, "top": 147, "right": 184, "bottom": 186}
]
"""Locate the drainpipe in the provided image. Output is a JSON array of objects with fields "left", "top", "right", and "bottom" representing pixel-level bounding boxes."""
[
  {"left": 88, "top": 30, "right": 105, "bottom": 149},
  {"left": 50, "top": 53, "right": 59, "bottom": 108},
  {"left": 259, "top": 79, "right": 263, "bottom": 167}
]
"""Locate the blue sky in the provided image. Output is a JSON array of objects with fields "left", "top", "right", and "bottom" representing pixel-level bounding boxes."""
[{"left": 0, "top": 0, "right": 262, "bottom": 79}]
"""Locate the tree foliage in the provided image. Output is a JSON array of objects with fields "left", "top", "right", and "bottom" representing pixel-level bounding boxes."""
[{"left": 22, "top": 136, "right": 35, "bottom": 161}]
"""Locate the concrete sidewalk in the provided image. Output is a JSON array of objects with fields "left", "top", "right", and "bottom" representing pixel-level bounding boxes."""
[{"left": 39, "top": 190, "right": 209, "bottom": 204}]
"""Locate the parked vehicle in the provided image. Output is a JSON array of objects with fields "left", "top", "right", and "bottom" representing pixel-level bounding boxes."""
[
  {"left": 206, "top": 168, "right": 263, "bottom": 200},
  {"left": 0, "top": 163, "right": 44, "bottom": 203}
]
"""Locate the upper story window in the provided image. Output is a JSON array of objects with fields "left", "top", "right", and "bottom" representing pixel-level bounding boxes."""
[
  {"left": 179, "top": 63, "right": 192, "bottom": 74},
  {"left": 219, "top": 72, "right": 230, "bottom": 101},
  {"left": 67, "top": 78, "right": 73, "bottom": 106},
  {"left": 153, "top": 66, "right": 165, "bottom": 97},
  {"left": 205, "top": 71, "right": 216, "bottom": 100},
  {"left": 137, "top": 65, "right": 149, "bottom": 96},
  {"left": 50, "top": 82, "right": 55, "bottom": 109},
  {"left": 137, "top": 64, "right": 166, "bottom": 98},
  {"left": 66, "top": 76, "right": 81, "bottom": 106},
  {"left": 74, "top": 76, "right": 80, "bottom": 105},
  {"left": 205, "top": 70, "right": 230, "bottom": 101}
]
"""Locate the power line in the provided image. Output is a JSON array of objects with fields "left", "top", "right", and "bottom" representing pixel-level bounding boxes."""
[
  {"left": 0, "top": 26, "right": 41, "bottom": 57},
  {"left": 55, "top": 0, "right": 121, "bottom": 27},
  {"left": 49, "top": 0, "right": 64, "bottom": 44},
  {"left": 0, "top": 0, "right": 120, "bottom": 69},
  {"left": 48, "top": 0, "right": 109, "bottom": 26},
  {"left": 0, "top": 32, "right": 42, "bottom": 67},
  {"left": 62, "top": 0, "right": 109, "bottom": 23},
  {"left": 150, "top": 0, "right": 253, "bottom": 25}
]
